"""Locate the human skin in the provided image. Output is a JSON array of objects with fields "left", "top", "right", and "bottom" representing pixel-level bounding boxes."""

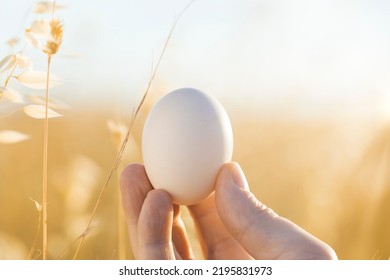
[{"left": 120, "top": 162, "right": 337, "bottom": 260}]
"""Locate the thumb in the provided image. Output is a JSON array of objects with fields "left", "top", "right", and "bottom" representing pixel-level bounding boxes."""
[{"left": 215, "top": 162, "right": 337, "bottom": 260}]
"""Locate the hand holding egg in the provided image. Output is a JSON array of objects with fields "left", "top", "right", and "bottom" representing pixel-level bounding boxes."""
[
  {"left": 122, "top": 89, "right": 337, "bottom": 260},
  {"left": 142, "top": 88, "right": 233, "bottom": 205}
]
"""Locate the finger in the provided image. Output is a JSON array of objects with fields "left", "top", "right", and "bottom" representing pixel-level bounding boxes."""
[
  {"left": 188, "top": 193, "right": 252, "bottom": 259},
  {"left": 215, "top": 162, "right": 337, "bottom": 260},
  {"left": 137, "top": 189, "right": 176, "bottom": 259},
  {"left": 120, "top": 163, "right": 154, "bottom": 258},
  {"left": 172, "top": 205, "right": 194, "bottom": 259}
]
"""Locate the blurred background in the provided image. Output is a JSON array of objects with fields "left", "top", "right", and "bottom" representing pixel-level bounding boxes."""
[{"left": 0, "top": 0, "right": 389, "bottom": 259}]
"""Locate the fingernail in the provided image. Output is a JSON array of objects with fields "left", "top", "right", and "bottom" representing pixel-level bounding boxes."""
[{"left": 229, "top": 162, "right": 250, "bottom": 191}]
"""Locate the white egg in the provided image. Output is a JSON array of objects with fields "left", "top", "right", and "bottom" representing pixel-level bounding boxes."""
[{"left": 142, "top": 88, "right": 233, "bottom": 205}]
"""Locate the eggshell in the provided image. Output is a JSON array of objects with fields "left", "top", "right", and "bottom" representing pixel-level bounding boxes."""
[{"left": 142, "top": 88, "right": 233, "bottom": 205}]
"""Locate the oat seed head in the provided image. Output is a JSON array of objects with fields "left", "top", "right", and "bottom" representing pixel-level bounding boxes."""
[
  {"left": 0, "top": 87, "right": 25, "bottom": 104},
  {"left": 0, "top": 54, "right": 16, "bottom": 73},
  {"left": 33, "top": 1, "right": 66, "bottom": 14},
  {"left": 6, "top": 37, "right": 20, "bottom": 49},
  {"left": 15, "top": 54, "right": 32, "bottom": 69},
  {"left": 16, "top": 70, "right": 62, "bottom": 89},
  {"left": 107, "top": 119, "right": 128, "bottom": 147},
  {"left": 0, "top": 130, "right": 31, "bottom": 144},
  {"left": 29, "top": 198, "right": 43, "bottom": 212},
  {"left": 25, "top": 18, "right": 63, "bottom": 56},
  {"left": 46, "top": 18, "right": 63, "bottom": 55},
  {"left": 23, "top": 104, "right": 63, "bottom": 119}
]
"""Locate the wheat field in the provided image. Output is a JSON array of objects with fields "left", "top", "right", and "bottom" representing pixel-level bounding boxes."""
[
  {"left": 1, "top": 0, "right": 389, "bottom": 260},
  {"left": 0, "top": 104, "right": 389, "bottom": 259}
]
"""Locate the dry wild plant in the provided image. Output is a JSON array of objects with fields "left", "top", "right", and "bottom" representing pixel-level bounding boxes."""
[
  {"left": 1, "top": 0, "right": 194, "bottom": 260},
  {"left": 0, "top": 1, "right": 65, "bottom": 260},
  {"left": 25, "top": 11, "right": 64, "bottom": 261},
  {"left": 107, "top": 118, "right": 129, "bottom": 259},
  {"left": 0, "top": 53, "right": 32, "bottom": 142},
  {"left": 72, "top": 0, "right": 196, "bottom": 259}
]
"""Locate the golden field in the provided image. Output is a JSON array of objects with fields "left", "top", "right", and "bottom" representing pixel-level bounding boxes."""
[
  {"left": 1, "top": 0, "right": 389, "bottom": 261},
  {"left": 0, "top": 103, "right": 389, "bottom": 260}
]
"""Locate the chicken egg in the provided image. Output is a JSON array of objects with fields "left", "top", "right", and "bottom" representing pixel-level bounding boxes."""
[{"left": 142, "top": 88, "right": 233, "bottom": 205}]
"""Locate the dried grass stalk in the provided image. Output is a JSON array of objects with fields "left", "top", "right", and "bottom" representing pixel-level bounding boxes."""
[{"left": 72, "top": 0, "right": 196, "bottom": 259}]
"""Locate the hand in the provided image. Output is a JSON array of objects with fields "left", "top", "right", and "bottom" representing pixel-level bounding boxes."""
[{"left": 120, "top": 162, "right": 337, "bottom": 260}]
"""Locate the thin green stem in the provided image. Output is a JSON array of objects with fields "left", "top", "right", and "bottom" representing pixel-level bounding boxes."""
[{"left": 42, "top": 55, "right": 52, "bottom": 260}]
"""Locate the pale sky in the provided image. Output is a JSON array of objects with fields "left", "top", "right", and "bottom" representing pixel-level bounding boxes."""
[{"left": 1, "top": 0, "right": 389, "bottom": 120}]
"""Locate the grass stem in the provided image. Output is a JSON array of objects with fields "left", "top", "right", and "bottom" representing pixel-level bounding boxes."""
[
  {"left": 117, "top": 164, "right": 126, "bottom": 259},
  {"left": 72, "top": 1, "right": 195, "bottom": 259},
  {"left": 72, "top": 0, "right": 195, "bottom": 259},
  {"left": 42, "top": 55, "right": 52, "bottom": 260}
]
